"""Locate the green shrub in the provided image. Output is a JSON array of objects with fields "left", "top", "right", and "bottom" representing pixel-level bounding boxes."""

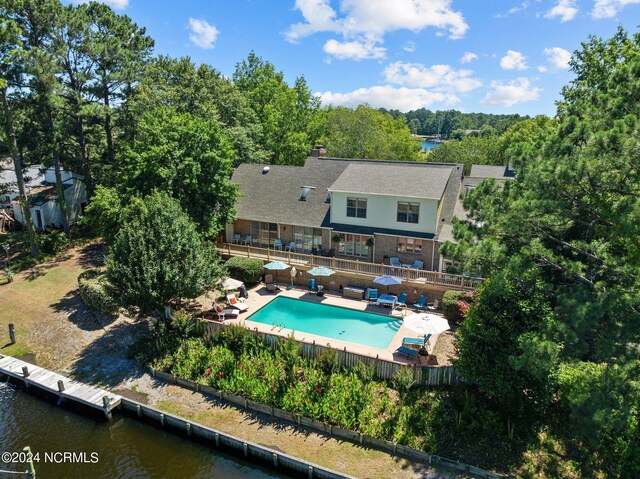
[
  {"left": 77, "top": 270, "right": 118, "bottom": 314},
  {"left": 442, "top": 290, "right": 466, "bottom": 324},
  {"left": 224, "top": 256, "right": 264, "bottom": 285},
  {"left": 39, "top": 230, "right": 68, "bottom": 255},
  {"left": 392, "top": 366, "right": 416, "bottom": 395}
]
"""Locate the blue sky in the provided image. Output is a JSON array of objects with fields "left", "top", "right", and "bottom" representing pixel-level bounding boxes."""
[{"left": 70, "top": 0, "right": 640, "bottom": 116}]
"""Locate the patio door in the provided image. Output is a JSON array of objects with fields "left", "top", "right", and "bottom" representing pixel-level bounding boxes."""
[
  {"left": 293, "top": 226, "right": 323, "bottom": 253},
  {"left": 251, "top": 222, "right": 277, "bottom": 247}
]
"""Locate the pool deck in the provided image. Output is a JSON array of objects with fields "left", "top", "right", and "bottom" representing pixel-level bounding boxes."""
[{"left": 223, "top": 285, "right": 443, "bottom": 366}]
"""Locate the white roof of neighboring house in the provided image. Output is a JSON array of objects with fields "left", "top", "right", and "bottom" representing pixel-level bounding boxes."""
[{"left": 0, "top": 164, "right": 44, "bottom": 192}]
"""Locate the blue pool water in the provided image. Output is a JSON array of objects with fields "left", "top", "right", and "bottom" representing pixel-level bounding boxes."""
[{"left": 247, "top": 297, "right": 401, "bottom": 349}]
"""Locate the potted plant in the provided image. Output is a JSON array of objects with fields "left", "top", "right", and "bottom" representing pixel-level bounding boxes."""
[{"left": 366, "top": 237, "right": 374, "bottom": 247}]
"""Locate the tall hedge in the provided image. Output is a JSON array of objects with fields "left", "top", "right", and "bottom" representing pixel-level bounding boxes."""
[{"left": 224, "top": 256, "right": 264, "bottom": 285}]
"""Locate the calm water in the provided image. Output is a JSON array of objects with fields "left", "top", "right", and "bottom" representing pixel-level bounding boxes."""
[
  {"left": 0, "top": 382, "right": 286, "bottom": 479},
  {"left": 247, "top": 297, "right": 400, "bottom": 349},
  {"left": 421, "top": 140, "right": 441, "bottom": 151}
]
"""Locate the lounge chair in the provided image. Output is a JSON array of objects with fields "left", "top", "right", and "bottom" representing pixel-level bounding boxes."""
[
  {"left": 285, "top": 241, "right": 296, "bottom": 252},
  {"left": 368, "top": 288, "right": 379, "bottom": 303},
  {"left": 226, "top": 293, "right": 249, "bottom": 312},
  {"left": 402, "top": 334, "right": 432, "bottom": 347},
  {"left": 265, "top": 274, "right": 277, "bottom": 293},
  {"left": 408, "top": 260, "right": 424, "bottom": 270},
  {"left": 274, "top": 239, "right": 283, "bottom": 250},
  {"left": 396, "top": 292, "right": 408, "bottom": 309},
  {"left": 390, "top": 256, "right": 401, "bottom": 268},
  {"left": 309, "top": 278, "right": 317, "bottom": 291},
  {"left": 242, "top": 235, "right": 252, "bottom": 245},
  {"left": 231, "top": 233, "right": 241, "bottom": 244},
  {"left": 427, "top": 299, "right": 439, "bottom": 311},
  {"left": 396, "top": 346, "right": 421, "bottom": 362},
  {"left": 412, "top": 294, "right": 427, "bottom": 310},
  {"left": 215, "top": 305, "right": 239, "bottom": 321}
]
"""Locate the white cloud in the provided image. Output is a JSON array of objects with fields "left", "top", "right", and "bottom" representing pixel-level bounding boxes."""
[
  {"left": 480, "top": 78, "right": 542, "bottom": 107},
  {"left": 188, "top": 18, "right": 219, "bottom": 49},
  {"left": 383, "top": 62, "right": 482, "bottom": 93},
  {"left": 286, "top": 0, "right": 469, "bottom": 60},
  {"left": 460, "top": 52, "right": 478, "bottom": 64},
  {"left": 544, "top": 47, "right": 572, "bottom": 69},
  {"left": 323, "top": 39, "right": 386, "bottom": 60},
  {"left": 69, "top": 0, "right": 129, "bottom": 9},
  {"left": 500, "top": 50, "right": 528, "bottom": 70},
  {"left": 591, "top": 0, "right": 640, "bottom": 18},
  {"left": 317, "top": 85, "right": 460, "bottom": 110},
  {"left": 537, "top": 65, "right": 549, "bottom": 73},
  {"left": 545, "top": 0, "right": 578, "bottom": 22},
  {"left": 403, "top": 41, "right": 416, "bottom": 53}
]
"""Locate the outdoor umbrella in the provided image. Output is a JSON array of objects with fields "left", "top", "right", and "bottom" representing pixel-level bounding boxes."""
[
  {"left": 289, "top": 266, "right": 298, "bottom": 289},
  {"left": 306, "top": 266, "right": 335, "bottom": 276},
  {"left": 264, "top": 260, "right": 290, "bottom": 282},
  {"left": 403, "top": 313, "right": 432, "bottom": 336},
  {"left": 422, "top": 314, "right": 450, "bottom": 335},
  {"left": 373, "top": 274, "right": 403, "bottom": 293},
  {"left": 221, "top": 277, "right": 244, "bottom": 291}
]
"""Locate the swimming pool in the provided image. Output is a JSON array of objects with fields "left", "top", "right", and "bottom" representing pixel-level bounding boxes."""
[{"left": 246, "top": 297, "right": 401, "bottom": 349}]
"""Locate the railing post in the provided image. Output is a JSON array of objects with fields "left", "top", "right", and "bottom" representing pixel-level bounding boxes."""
[{"left": 267, "top": 248, "right": 270, "bottom": 261}]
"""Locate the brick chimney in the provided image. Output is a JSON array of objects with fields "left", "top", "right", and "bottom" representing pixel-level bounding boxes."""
[{"left": 310, "top": 145, "right": 327, "bottom": 158}]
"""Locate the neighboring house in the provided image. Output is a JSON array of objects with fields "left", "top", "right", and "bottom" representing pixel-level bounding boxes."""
[
  {"left": 2, "top": 164, "right": 88, "bottom": 231},
  {"left": 227, "top": 153, "right": 464, "bottom": 272},
  {"left": 0, "top": 163, "right": 44, "bottom": 208}
]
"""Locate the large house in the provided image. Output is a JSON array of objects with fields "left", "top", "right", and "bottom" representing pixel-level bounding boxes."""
[
  {"left": 1, "top": 163, "right": 87, "bottom": 231},
  {"left": 226, "top": 152, "right": 465, "bottom": 272}
]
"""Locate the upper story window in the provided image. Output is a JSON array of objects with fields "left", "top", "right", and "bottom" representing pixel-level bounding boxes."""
[
  {"left": 346, "top": 197, "right": 367, "bottom": 218},
  {"left": 397, "top": 202, "right": 419, "bottom": 223}
]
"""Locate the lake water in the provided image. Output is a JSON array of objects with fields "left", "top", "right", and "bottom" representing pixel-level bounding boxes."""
[
  {"left": 421, "top": 140, "right": 442, "bottom": 151},
  {"left": 0, "top": 382, "right": 286, "bottom": 479}
]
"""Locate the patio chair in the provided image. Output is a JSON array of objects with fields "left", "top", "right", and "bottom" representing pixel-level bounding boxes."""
[
  {"left": 231, "top": 233, "right": 241, "bottom": 244},
  {"left": 396, "top": 346, "right": 421, "bottom": 362},
  {"left": 308, "top": 278, "right": 317, "bottom": 291},
  {"left": 427, "top": 299, "right": 439, "bottom": 311},
  {"left": 396, "top": 292, "right": 408, "bottom": 309},
  {"left": 402, "top": 334, "right": 432, "bottom": 347},
  {"left": 368, "top": 288, "right": 379, "bottom": 303},
  {"left": 389, "top": 256, "right": 401, "bottom": 268},
  {"left": 265, "top": 274, "right": 277, "bottom": 293},
  {"left": 242, "top": 235, "right": 252, "bottom": 245},
  {"left": 226, "top": 293, "right": 249, "bottom": 312},
  {"left": 274, "top": 239, "right": 283, "bottom": 250},
  {"left": 285, "top": 241, "right": 296, "bottom": 252},
  {"left": 408, "top": 260, "right": 424, "bottom": 270},
  {"left": 412, "top": 294, "right": 427, "bottom": 310}
]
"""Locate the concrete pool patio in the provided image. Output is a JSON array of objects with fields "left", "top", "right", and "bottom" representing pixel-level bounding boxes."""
[{"left": 211, "top": 283, "right": 454, "bottom": 367}]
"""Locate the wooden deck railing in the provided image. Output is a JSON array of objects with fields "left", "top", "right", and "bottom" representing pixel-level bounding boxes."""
[{"left": 219, "top": 242, "right": 482, "bottom": 290}]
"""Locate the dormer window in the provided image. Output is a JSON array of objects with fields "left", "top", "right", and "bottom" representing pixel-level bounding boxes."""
[{"left": 299, "top": 186, "right": 315, "bottom": 201}]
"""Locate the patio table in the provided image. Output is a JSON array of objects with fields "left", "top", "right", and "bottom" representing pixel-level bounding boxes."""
[
  {"left": 401, "top": 263, "right": 412, "bottom": 268},
  {"left": 376, "top": 294, "right": 398, "bottom": 308}
]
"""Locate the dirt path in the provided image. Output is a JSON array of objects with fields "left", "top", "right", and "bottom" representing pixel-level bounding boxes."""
[{"left": 0, "top": 244, "right": 469, "bottom": 479}]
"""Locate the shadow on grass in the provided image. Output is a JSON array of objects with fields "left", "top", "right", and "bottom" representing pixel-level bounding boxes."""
[
  {"left": 67, "top": 319, "right": 147, "bottom": 388},
  {"left": 75, "top": 242, "right": 107, "bottom": 269},
  {"left": 50, "top": 290, "right": 119, "bottom": 331}
]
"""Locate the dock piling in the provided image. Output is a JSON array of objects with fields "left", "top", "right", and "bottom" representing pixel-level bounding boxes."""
[{"left": 8, "top": 323, "right": 16, "bottom": 344}]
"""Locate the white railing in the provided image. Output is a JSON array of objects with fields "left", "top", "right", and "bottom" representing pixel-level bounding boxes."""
[{"left": 220, "top": 243, "right": 482, "bottom": 290}]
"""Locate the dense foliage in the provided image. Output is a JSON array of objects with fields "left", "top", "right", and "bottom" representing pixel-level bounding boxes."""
[
  {"left": 134, "top": 318, "right": 521, "bottom": 469},
  {"left": 445, "top": 28, "right": 640, "bottom": 478},
  {"left": 381, "top": 108, "right": 527, "bottom": 137},
  {"left": 321, "top": 105, "right": 421, "bottom": 161},
  {"left": 106, "top": 192, "right": 223, "bottom": 317},
  {"left": 77, "top": 269, "right": 118, "bottom": 314},
  {"left": 224, "top": 256, "right": 264, "bottom": 285},
  {"left": 427, "top": 135, "right": 503, "bottom": 174}
]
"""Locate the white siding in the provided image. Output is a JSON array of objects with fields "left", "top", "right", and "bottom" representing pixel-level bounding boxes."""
[{"left": 330, "top": 192, "right": 439, "bottom": 234}]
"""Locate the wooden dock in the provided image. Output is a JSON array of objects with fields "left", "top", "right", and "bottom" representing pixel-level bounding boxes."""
[{"left": 0, "top": 355, "right": 121, "bottom": 419}]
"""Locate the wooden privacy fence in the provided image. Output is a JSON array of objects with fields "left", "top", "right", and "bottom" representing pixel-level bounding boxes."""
[
  {"left": 204, "top": 322, "right": 464, "bottom": 387},
  {"left": 220, "top": 243, "right": 482, "bottom": 291}
]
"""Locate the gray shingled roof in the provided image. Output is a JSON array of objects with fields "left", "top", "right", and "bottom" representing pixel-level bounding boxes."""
[
  {"left": 231, "top": 158, "right": 349, "bottom": 228},
  {"left": 328, "top": 162, "right": 455, "bottom": 199},
  {"left": 469, "top": 164, "right": 510, "bottom": 179}
]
